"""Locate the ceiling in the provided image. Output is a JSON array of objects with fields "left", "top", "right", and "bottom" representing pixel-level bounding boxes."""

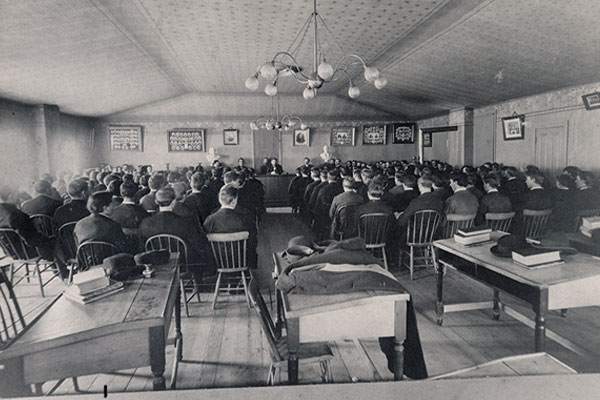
[{"left": 0, "top": 0, "right": 599, "bottom": 120}]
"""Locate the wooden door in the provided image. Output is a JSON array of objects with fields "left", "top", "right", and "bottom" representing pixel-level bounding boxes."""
[
  {"left": 253, "top": 130, "right": 281, "bottom": 169},
  {"left": 534, "top": 123, "right": 568, "bottom": 180},
  {"left": 424, "top": 131, "right": 449, "bottom": 162},
  {"left": 473, "top": 111, "right": 496, "bottom": 164}
]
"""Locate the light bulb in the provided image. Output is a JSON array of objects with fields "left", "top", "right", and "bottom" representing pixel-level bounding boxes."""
[
  {"left": 364, "top": 66, "right": 380, "bottom": 83},
  {"left": 250, "top": 122, "right": 258, "bottom": 130},
  {"left": 259, "top": 63, "right": 278, "bottom": 80},
  {"left": 266, "top": 122, "right": 274, "bottom": 131},
  {"left": 303, "top": 87, "right": 316, "bottom": 100},
  {"left": 288, "top": 120, "right": 296, "bottom": 127},
  {"left": 245, "top": 76, "right": 259, "bottom": 91},
  {"left": 300, "top": 123, "right": 308, "bottom": 130},
  {"left": 264, "top": 82, "right": 278, "bottom": 96},
  {"left": 348, "top": 86, "right": 360, "bottom": 98},
  {"left": 284, "top": 125, "right": 290, "bottom": 131},
  {"left": 317, "top": 62, "right": 334, "bottom": 81},
  {"left": 374, "top": 77, "right": 388, "bottom": 89}
]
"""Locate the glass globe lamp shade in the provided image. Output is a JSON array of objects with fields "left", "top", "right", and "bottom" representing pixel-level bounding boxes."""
[
  {"left": 275, "top": 121, "right": 282, "bottom": 130},
  {"left": 260, "top": 63, "right": 278, "bottom": 80},
  {"left": 348, "top": 86, "right": 360, "bottom": 99},
  {"left": 288, "top": 120, "right": 296, "bottom": 127},
  {"left": 265, "top": 122, "right": 274, "bottom": 131},
  {"left": 303, "top": 87, "right": 316, "bottom": 100},
  {"left": 364, "top": 66, "right": 380, "bottom": 83},
  {"left": 374, "top": 77, "right": 388, "bottom": 89},
  {"left": 245, "top": 76, "right": 259, "bottom": 91},
  {"left": 264, "top": 83, "right": 278, "bottom": 96},
  {"left": 250, "top": 122, "right": 258, "bottom": 130},
  {"left": 317, "top": 62, "right": 334, "bottom": 81},
  {"left": 300, "top": 123, "right": 308, "bottom": 130}
]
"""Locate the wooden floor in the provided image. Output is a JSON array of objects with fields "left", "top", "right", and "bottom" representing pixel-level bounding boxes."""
[{"left": 5, "top": 212, "right": 600, "bottom": 396}]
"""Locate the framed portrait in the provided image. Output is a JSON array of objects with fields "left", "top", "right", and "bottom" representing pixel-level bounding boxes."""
[
  {"left": 293, "top": 128, "right": 310, "bottom": 146},
  {"left": 168, "top": 129, "right": 205, "bottom": 152},
  {"left": 362, "top": 124, "right": 386, "bottom": 145},
  {"left": 422, "top": 132, "right": 432, "bottom": 147},
  {"left": 330, "top": 126, "right": 355, "bottom": 146},
  {"left": 502, "top": 114, "right": 525, "bottom": 141},
  {"left": 392, "top": 123, "right": 415, "bottom": 144},
  {"left": 223, "top": 129, "right": 239, "bottom": 145},
  {"left": 582, "top": 92, "right": 600, "bottom": 110},
  {"left": 109, "top": 125, "right": 143, "bottom": 152}
]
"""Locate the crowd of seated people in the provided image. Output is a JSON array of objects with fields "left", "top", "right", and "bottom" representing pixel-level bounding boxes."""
[
  {"left": 292, "top": 157, "right": 599, "bottom": 270},
  {"left": 0, "top": 162, "right": 266, "bottom": 283}
]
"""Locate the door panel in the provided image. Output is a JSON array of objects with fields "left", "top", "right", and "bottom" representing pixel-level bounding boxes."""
[
  {"left": 534, "top": 124, "right": 568, "bottom": 180},
  {"left": 253, "top": 130, "right": 280, "bottom": 169}
]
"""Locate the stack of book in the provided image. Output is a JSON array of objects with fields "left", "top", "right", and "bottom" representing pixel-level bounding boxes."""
[
  {"left": 454, "top": 226, "right": 492, "bottom": 246},
  {"left": 580, "top": 216, "right": 600, "bottom": 238},
  {"left": 64, "top": 267, "right": 124, "bottom": 304},
  {"left": 511, "top": 247, "right": 563, "bottom": 269}
]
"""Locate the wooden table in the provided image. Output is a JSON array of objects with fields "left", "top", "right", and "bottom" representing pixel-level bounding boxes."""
[
  {"left": 0, "top": 255, "right": 181, "bottom": 396},
  {"left": 256, "top": 175, "right": 294, "bottom": 207},
  {"left": 273, "top": 253, "right": 410, "bottom": 384},
  {"left": 433, "top": 238, "right": 600, "bottom": 352}
]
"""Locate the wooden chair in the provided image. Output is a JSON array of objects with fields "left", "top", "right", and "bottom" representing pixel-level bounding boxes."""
[
  {"left": 485, "top": 212, "right": 515, "bottom": 232},
  {"left": 357, "top": 213, "right": 392, "bottom": 270},
  {"left": 0, "top": 228, "right": 59, "bottom": 297},
  {"left": 330, "top": 204, "right": 348, "bottom": 240},
  {"left": 0, "top": 266, "right": 79, "bottom": 396},
  {"left": 145, "top": 234, "right": 200, "bottom": 318},
  {"left": 75, "top": 241, "right": 119, "bottom": 274},
  {"left": 57, "top": 222, "right": 78, "bottom": 283},
  {"left": 248, "top": 279, "right": 333, "bottom": 385},
  {"left": 522, "top": 209, "right": 552, "bottom": 240},
  {"left": 401, "top": 210, "right": 441, "bottom": 280},
  {"left": 443, "top": 213, "right": 476, "bottom": 239},
  {"left": 207, "top": 231, "right": 251, "bottom": 309},
  {"left": 30, "top": 214, "right": 56, "bottom": 239}
]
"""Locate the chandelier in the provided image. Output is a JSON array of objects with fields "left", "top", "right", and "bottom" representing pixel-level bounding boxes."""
[
  {"left": 244, "top": 0, "right": 387, "bottom": 100},
  {"left": 250, "top": 96, "right": 307, "bottom": 131}
]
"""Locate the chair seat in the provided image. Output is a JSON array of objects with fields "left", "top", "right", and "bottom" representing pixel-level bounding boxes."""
[
  {"left": 217, "top": 267, "right": 248, "bottom": 273},
  {"left": 273, "top": 338, "right": 334, "bottom": 366}
]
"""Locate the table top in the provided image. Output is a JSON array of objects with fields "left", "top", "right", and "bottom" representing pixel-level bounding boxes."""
[
  {"left": 0, "top": 254, "right": 179, "bottom": 359},
  {"left": 434, "top": 237, "right": 600, "bottom": 289},
  {"left": 273, "top": 252, "right": 409, "bottom": 318}
]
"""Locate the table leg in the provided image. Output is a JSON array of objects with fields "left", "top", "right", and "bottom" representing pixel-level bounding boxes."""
[
  {"left": 394, "top": 300, "right": 407, "bottom": 380},
  {"left": 175, "top": 284, "right": 183, "bottom": 362},
  {"left": 149, "top": 326, "right": 166, "bottom": 391},
  {"left": 492, "top": 289, "right": 501, "bottom": 320},
  {"left": 435, "top": 255, "right": 444, "bottom": 326},
  {"left": 534, "top": 309, "right": 547, "bottom": 352},
  {"left": 287, "top": 317, "right": 299, "bottom": 384}
]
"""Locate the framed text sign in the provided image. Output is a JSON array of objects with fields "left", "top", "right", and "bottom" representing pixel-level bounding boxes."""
[
  {"left": 392, "top": 123, "right": 415, "bottom": 144},
  {"left": 109, "top": 126, "right": 143, "bottom": 151},
  {"left": 168, "top": 129, "right": 206, "bottom": 152},
  {"left": 330, "top": 126, "right": 355, "bottom": 146},
  {"left": 362, "top": 124, "right": 386, "bottom": 145}
]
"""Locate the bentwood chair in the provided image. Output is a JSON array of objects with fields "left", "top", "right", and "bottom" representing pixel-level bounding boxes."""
[
  {"left": 330, "top": 205, "right": 348, "bottom": 240},
  {"left": 207, "top": 231, "right": 251, "bottom": 309},
  {"left": 75, "top": 241, "right": 119, "bottom": 276},
  {"left": 522, "top": 209, "right": 552, "bottom": 241},
  {"left": 443, "top": 214, "right": 477, "bottom": 239},
  {"left": 57, "top": 222, "right": 78, "bottom": 283},
  {"left": 248, "top": 279, "right": 333, "bottom": 385},
  {"left": 0, "top": 267, "right": 79, "bottom": 397},
  {"left": 485, "top": 212, "right": 515, "bottom": 232},
  {"left": 401, "top": 210, "right": 441, "bottom": 280},
  {"left": 358, "top": 213, "right": 393, "bottom": 270},
  {"left": 30, "top": 214, "right": 56, "bottom": 239},
  {"left": 145, "top": 234, "right": 200, "bottom": 317},
  {"left": 0, "top": 228, "right": 59, "bottom": 297}
]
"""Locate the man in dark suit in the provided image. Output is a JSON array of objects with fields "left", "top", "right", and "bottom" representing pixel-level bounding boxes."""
[
  {"left": 500, "top": 167, "right": 528, "bottom": 211},
  {"left": 288, "top": 166, "right": 311, "bottom": 213},
  {"left": 466, "top": 172, "right": 484, "bottom": 201},
  {"left": 392, "top": 174, "right": 418, "bottom": 213},
  {"left": 398, "top": 176, "right": 444, "bottom": 227},
  {"left": 21, "top": 180, "right": 63, "bottom": 217},
  {"left": 444, "top": 171, "right": 479, "bottom": 216},
  {"left": 308, "top": 170, "right": 329, "bottom": 213},
  {"left": 107, "top": 181, "right": 149, "bottom": 229},
  {"left": 356, "top": 168, "right": 375, "bottom": 200},
  {"left": 139, "top": 187, "right": 215, "bottom": 277},
  {"left": 267, "top": 158, "right": 284, "bottom": 175},
  {"left": 139, "top": 174, "right": 165, "bottom": 213},
  {"left": 476, "top": 174, "right": 512, "bottom": 225},
  {"left": 523, "top": 170, "right": 553, "bottom": 210},
  {"left": 431, "top": 173, "right": 453, "bottom": 203},
  {"left": 184, "top": 172, "right": 213, "bottom": 225},
  {"left": 244, "top": 168, "right": 266, "bottom": 223},
  {"left": 313, "top": 170, "right": 343, "bottom": 239},
  {"left": 329, "top": 177, "right": 366, "bottom": 239},
  {"left": 573, "top": 171, "right": 600, "bottom": 211},
  {"left": 203, "top": 184, "right": 257, "bottom": 269},
  {"left": 53, "top": 179, "right": 90, "bottom": 228},
  {"left": 329, "top": 178, "right": 365, "bottom": 220},
  {"left": 258, "top": 158, "right": 270, "bottom": 175}
]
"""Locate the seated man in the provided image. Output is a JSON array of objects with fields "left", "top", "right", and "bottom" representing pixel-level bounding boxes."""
[
  {"left": 258, "top": 158, "right": 270, "bottom": 175},
  {"left": 500, "top": 166, "right": 528, "bottom": 211},
  {"left": 392, "top": 174, "right": 418, "bottom": 213},
  {"left": 288, "top": 166, "right": 311, "bottom": 213},
  {"left": 313, "top": 169, "right": 343, "bottom": 239},
  {"left": 398, "top": 176, "right": 444, "bottom": 228},
  {"left": 203, "top": 184, "right": 258, "bottom": 269},
  {"left": 139, "top": 187, "right": 215, "bottom": 278},
  {"left": 53, "top": 178, "right": 90, "bottom": 228},
  {"left": 74, "top": 191, "right": 130, "bottom": 252},
  {"left": 476, "top": 174, "right": 512, "bottom": 225},
  {"left": 523, "top": 170, "right": 553, "bottom": 211},
  {"left": 445, "top": 171, "right": 479, "bottom": 216},
  {"left": 268, "top": 157, "right": 284, "bottom": 175},
  {"left": 139, "top": 174, "right": 165, "bottom": 212},
  {"left": 573, "top": 170, "right": 600, "bottom": 211},
  {"left": 329, "top": 177, "right": 365, "bottom": 238},
  {"left": 108, "top": 181, "right": 150, "bottom": 229},
  {"left": 21, "top": 180, "right": 63, "bottom": 216},
  {"left": 184, "top": 172, "right": 213, "bottom": 225}
]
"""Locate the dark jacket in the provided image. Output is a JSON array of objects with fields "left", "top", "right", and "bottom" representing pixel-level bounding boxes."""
[
  {"left": 523, "top": 188, "right": 553, "bottom": 211},
  {"left": 184, "top": 190, "right": 213, "bottom": 224},
  {"left": 309, "top": 181, "right": 329, "bottom": 211},
  {"left": 21, "top": 195, "right": 63, "bottom": 217},
  {"left": 139, "top": 191, "right": 158, "bottom": 212},
  {"left": 573, "top": 187, "right": 600, "bottom": 211},
  {"left": 501, "top": 178, "right": 528, "bottom": 211},
  {"left": 393, "top": 189, "right": 418, "bottom": 213},
  {"left": 445, "top": 189, "right": 479, "bottom": 216},
  {"left": 74, "top": 213, "right": 129, "bottom": 252},
  {"left": 303, "top": 180, "right": 321, "bottom": 206},
  {"left": 53, "top": 199, "right": 90, "bottom": 228},
  {"left": 329, "top": 191, "right": 365, "bottom": 219},
  {"left": 432, "top": 186, "right": 453, "bottom": 203},
  {"left": 476, "top": 190, "right": 512, "bottom": 224},
  {"left": 398, "top": 192, "right": 444, "bottom": 227},
  {"left": 0, "top": 203, "right": 48, "bottom": 250},
  {"left": 107, "top": 203, "right": 150, "bottom": 229}
]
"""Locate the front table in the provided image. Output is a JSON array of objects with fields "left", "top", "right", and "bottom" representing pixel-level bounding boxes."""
[
  {"left": 273, "top": 253, "right": 410, "bottom": 384},
  {"left": 0, "top": 255, "right": 181, "bottom": 396},
  {"left": 433, "top": 238, "right": 600, "bottom": 351}
]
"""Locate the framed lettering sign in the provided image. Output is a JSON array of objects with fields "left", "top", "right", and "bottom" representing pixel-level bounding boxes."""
[
  {"left": 330, "top": 126, "right": 355, "bottom": 146},
  {"left": 109, "top": 126, "right": 143, "bottom": 151},
  {"left": 362, "top": 124, "right": 386, "bottom": 145},
  {"left": 168, "top": 129, "right": 206, "bottom": 152},
  {"left": 392, "top": 123, "right": 415, "bottom": 144}
]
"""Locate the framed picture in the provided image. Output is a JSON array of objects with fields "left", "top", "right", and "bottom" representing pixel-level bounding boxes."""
[
  {"left": 168, "top": 129, "right": 205, "bottom": 152},
  {"left": 223, "top": 129, "right": 239, "bottom": 145},
  {"left": 582, "top": 92, "right": 600, "bottom": 110},
  {"left": 422, "top": 132, "right": 432, "bottom": 147},
  {"left": 362, "top": 124, "right": 386, "bottom": 145},
  {"left": 502, "top": 114, "right": 525, "bottom": 141},
  {"left": 109, "top": 125, "right": 143, "bottom": 151},
  {"left": 293, "top": 128, "right": 310, "bottom": 146},
  {"left": 331, "top": 126, "right": 355, "bottom": 146},
  {"left": 392, "top": 123, "right": 415, "bottom": 144}
]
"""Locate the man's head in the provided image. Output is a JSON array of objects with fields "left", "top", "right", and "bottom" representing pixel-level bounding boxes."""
[
  {"left": 271, "top": 158, "right": 278, "bottom": 166},
  {"left": 167, "top": 171, "right": 181, "bottom": 184},
  {"left": 67, "top": 179, "right": 89, "bottom": 200},
  {"left": 399, "top": 174, "right": 416, "bottom": 189},
  {"left": 483, "top": 174, "right": 501, "bottom": 192},
  {"left": 218, "top": 184, "right": 238, "bottom": 209},
  {"left": 238, "top": 158, "right": 245, "bottom": 167},
  {"left": 34, "top": 180, "right": 53, "bottom": 196},
  {"left": 120, "top": 181, "right": 139, "bottom": 200},
  {"left": 155, "top": 187, "right": 176, "bottom": 209},
  {"left": 224, "top": 171, "right": 239, "bottom": 186},
  {"left": 191, "top": 172, "right": 206, "bottom": 191},
  {"left": 449, "top": 171, "right": 468, "bottom": 191},
  {"left": 367, "top": 181, "right": 385, "bottom": 200},
  {"left": 319, "top": 170, "right": 328, "bottom": 181},
  {"left": 149, "top": 174, "right": 165, "bottom": 191},
  {"left": 87, "top": 191, "right": 112, "bottom": 214},
  {"left": 262, "top": 158, "right": 269, "bottom": 165},
  {"left": 342, "top": 177, "right": 356, "bottom": 192},
  {"left": 360, "top": 168, "right": 375, "bottom": 185},
  {"left": 417, "top": 176, "right": 434, "bottom": 193},
  {"left": 303, "top": 157, "right": 311, "bottom": 165},
  {"left": 311, "top": 168, "right": 320, "bottom": 180},
  {"left": 172, "top": 182, "right": 188, "bottom": 201},
  {"left": 327, "top": 169, "right": 340, "bottom": 183},
  {"left": 107, "top": 178, "right": 123, "bottom": 197},
  {"left": 524, "top": 171, "right": 544, "bottom": 188},
  {"left": 576, "top": 171, "right": 595, "bottom": 189}
]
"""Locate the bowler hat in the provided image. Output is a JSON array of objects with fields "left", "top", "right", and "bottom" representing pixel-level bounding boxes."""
[
  {"left": 134, "top": 250, "right": 171, "bottom": 266},
  {"left": 103, "top": 253, "right": 143, "bottom": 281},
  {"left": 490, "top": 235, "right": 530, "bottom": 258}
]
